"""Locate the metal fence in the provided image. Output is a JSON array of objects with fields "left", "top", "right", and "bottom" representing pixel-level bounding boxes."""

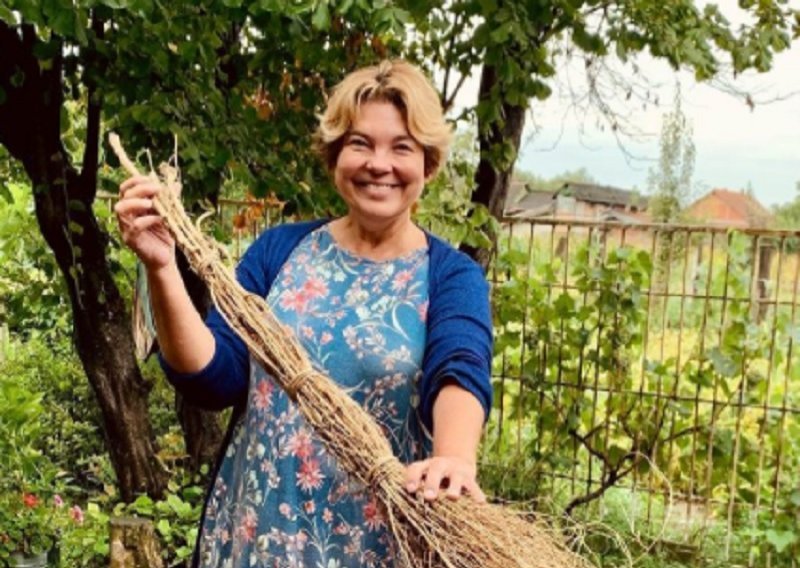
[
  {"left": 97, "top": 195, "right": 800, "bottom": 566},
  {"left": 486, "top": 218, "right": 799, "bottom": 567}
]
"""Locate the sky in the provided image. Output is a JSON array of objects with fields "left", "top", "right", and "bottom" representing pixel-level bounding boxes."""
[{"left": 448, "top": 1, "right": 800, "bottom": 209}]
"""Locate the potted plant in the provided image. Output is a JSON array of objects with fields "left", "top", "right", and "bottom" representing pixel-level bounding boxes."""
[
  {"left": 0, "top": 376, "right": 69, "bottom": 566},
  {"left": 0, "top": 491, "right": 63, "bottom": 567}
]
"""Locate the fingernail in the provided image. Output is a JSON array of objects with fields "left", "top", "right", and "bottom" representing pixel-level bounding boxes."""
[
  {"left": 424, "top": 489, "right": 436, "bottom": 499},
  {"left": 406, "top": 483, "right": 417, "bottom": 492}
]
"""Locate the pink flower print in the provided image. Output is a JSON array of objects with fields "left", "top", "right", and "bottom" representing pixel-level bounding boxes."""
[
  {"left": 279, "top": 503, "right": 292, "bottom": 518},
  {"left": 334, "top": 522, "right": 350, "bottom": 535},
  {"left": 343, "top": 326, "right": 358, "bottom": 349},
  {"left": 417, "top": 300, "right": 428, "bottom": 322},
  {"left": 69, "top": 505, "right": 84, "bottom": 525},
  {"left": 286, "top": 531, "right": 309, "bottom": 554},
  {"left": 362, "top": 550, "right": 380, "bottom": 567},
  {"left": 297, "top": 459, "right": 325, "bottom": 493},
  {"left": 302, "top": 276, "right": 328, "bottom": 299},
  {"left": 392, "top": 269, "right": 413, "bottom": 291},
  {"left": 322, "top": 508, "right": 334, "bottom": 523},
  {"left": 363, "top": 498, "right": 385, "bottom": 532},
  {"left": 237, "top": 507, "right": 258, "bottom": 542},
  {"left": 303, "top": 500, "right": 315, "bottom": 514},
  {"left": 279, "top": 288, "right": 309, "bottom": 313},
  {"left": 253, "top": 379, "right": 273, "bottom": 411},
  {"left": 287, "top": 429, "right": 314, "bottom": 459},
  {"left": 344, "top": 538, "right": 360, "bottom": 556},
  {"left": 301, "top": 325, "right": 314, "bottom": 339},
  {"left": 320, "top": 331, "right": 333, "bottom": 345}
]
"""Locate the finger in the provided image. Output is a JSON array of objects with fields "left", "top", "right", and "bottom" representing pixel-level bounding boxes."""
[
  {"left": 120, "top": 175, "right": 153, "bottom": 193},
  {"left": 121, "top": 184, "right": 162, "bottom": 200},
  {"left": 445, "top": 473, "right": 466, "bottom": 500},
  {"left": 422, "top": 461, "right": 448, "bottom": 501},
  {"left": 132, "top": 215, "right": 166, "bottom": 232},
  {"left": 404, "top": 460, "right": 429, "bottom": 493},
  {"left": 114, "top": 197, "right": 157, "bottom": 218},
  {"left": 464, "top": 479, "right": 487, "bottom": 503}
]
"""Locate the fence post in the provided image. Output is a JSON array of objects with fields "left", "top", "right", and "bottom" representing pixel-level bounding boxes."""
[{"left": 109, "top": 517, "right": 164, "bottom": 568}]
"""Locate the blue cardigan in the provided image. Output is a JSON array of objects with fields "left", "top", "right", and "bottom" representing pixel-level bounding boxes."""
[{"left": 161, "top": 219, "right": 493, "bottom": 430}]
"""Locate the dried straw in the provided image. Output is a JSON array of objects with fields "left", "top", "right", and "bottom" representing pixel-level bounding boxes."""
[{"left": 109, "top": 133, "right": 592, "bottom": 568}]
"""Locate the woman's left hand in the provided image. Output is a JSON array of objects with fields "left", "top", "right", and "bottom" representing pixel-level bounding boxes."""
[{"left": 404, "top": 456, "right": 486, "bottom": 503}]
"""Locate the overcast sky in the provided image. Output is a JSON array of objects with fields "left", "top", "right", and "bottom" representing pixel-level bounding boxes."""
[{"left": 449, "top": 1, "right": 800, "bottom": 208}]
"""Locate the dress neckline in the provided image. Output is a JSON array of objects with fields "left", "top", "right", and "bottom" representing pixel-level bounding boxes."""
[{"left": 317, "top": 224, "right": 429, "bottom": 265}]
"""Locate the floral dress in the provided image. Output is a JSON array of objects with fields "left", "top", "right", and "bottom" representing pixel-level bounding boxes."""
[{"left": 197, "top": 225, "right": 431, "bottom": 568}]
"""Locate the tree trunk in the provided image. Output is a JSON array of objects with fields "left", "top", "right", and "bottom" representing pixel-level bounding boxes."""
[
  {"left": 109, "top": 517, "right": 164, "bottom": 568},
  {"left": 174, "top": 252, "right": 225, "bottom": 470},
  {"left": 0, "top": 22, "right": 168, "bottom": 500},
  {"left": 460, "top": 63, "right": 528, "bottom": 271}
]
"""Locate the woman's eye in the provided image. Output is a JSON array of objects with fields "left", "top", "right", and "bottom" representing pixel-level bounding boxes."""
[
  {"left": 395, "top": 144, "right": 413, "bottom": 152},
  {"left": 349, "top": 138, "right": 368, "bottom": 147}
]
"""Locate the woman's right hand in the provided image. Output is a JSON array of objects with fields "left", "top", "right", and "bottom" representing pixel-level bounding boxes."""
[{"left": 115, "top": 176, "right": 175, "bottom": 271}]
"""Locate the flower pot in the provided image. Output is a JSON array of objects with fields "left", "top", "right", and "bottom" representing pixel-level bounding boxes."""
[{"left": 7, "top": 551, "right": 49, "bottom": 568}]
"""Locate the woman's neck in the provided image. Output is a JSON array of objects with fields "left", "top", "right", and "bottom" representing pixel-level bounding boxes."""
[{"left": 329, "top": 214, "right": 426, "bottom": 261}]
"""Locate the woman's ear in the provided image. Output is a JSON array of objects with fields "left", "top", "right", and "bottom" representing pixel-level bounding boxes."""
[{"left": 424, "top": 165, "right": 437, "bottom": 183}]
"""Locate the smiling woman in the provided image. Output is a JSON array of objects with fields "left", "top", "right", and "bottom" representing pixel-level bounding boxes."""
[{"left": 115, "top": 59, "right": 494, "bottom": 568}]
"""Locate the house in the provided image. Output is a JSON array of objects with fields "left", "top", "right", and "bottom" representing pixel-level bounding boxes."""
[
  {"left": 683, "top": 189, "right": 773, "bottom": 228},
  {"left": 505, "top": 181, "right": 649, "bottom": 222}
]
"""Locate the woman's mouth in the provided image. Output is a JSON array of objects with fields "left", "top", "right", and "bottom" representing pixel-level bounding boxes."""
[{"left": 354, "top": 181, "right": 402, "bottom": 191}]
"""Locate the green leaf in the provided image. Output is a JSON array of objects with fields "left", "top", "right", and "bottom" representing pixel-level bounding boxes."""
[
  {"left": 100, "top": 0, "right": 130, "bottom": 8},
  {"left": 312, "top": 1, "right": 330, "bottom": 31},
  {"left": 0, "top": 5, "right": 15, "bottom": 24},
  {"left": 765, "top": 529, "right": 797, "bottom": 553},
  {"left": 708, "top": 347, "right": 737, "bottom": 377},
  {"left": 0, "top": 182, "right": 13, "bottom": 204},
  {"left": 68, "top": 220, "right": 84, "bottom": 235},
  {"left": 156, "top": 518, "right": 171, "bottom": 537}
]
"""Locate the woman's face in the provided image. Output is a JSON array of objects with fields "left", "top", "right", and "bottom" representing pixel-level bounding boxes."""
[{"left": 333, "top": 101, "right": 427, "bottom": 230}]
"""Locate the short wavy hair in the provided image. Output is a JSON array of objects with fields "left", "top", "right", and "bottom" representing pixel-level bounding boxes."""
[{"left": 314, "top": 60, "right": 452, "bottom": 178}]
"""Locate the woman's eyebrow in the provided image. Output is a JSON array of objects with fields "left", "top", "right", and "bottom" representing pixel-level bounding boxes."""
[
  {"left": 347, "top": 131, "right": 415, "bottom": 144},
  {"left": 347, "top": 130, "right": 371, "bottom": 139}
]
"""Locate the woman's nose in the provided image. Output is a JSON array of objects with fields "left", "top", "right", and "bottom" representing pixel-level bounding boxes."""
[{"left": 366, "top": 150, "right": 392, "bottom": 173}]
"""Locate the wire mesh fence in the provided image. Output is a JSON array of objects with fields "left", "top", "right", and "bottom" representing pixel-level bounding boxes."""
[{"left": 484, "top": 218, "right": 799, "bottom": 567}]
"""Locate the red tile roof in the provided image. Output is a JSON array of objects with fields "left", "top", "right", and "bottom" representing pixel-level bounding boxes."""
[{"left": 684, "top": 189, "right": 773, "bottom": 227}]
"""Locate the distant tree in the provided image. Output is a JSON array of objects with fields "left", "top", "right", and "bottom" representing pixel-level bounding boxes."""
[
  {"left": 773, "top": 182, "right": 800, "bottom": 229},
  {"left": 647, "top": 88, "right": 696, "bottom": 223},
  {"left": 514, "top": 167, "right": 596, "bottom": 192},
  {"left": 416, "top": 0, "right": 798, "bottom": 268}
]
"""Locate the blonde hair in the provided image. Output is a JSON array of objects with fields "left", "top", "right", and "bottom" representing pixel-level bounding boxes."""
[{"left": 314, "top": 60, "right": 452, "bottom": 178}]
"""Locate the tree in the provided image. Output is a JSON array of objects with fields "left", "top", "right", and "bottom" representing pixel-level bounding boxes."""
[
  {"left": 1, "top": 0, "right": 797, "bottom": 500},
  {"left": 647, "top": 87, "right": 696, "bottom": 223},
  {"left": 510, "top": 167, "right": 597, "bottom": 204},
  {"left": 773, "top": 182, "right": 800, "bottom": 229},
  {"left": 407, "top": 0, "right": 798, "bottom": 268},
  {"left": 0, "top": 0, "right": 403, "bottom": 500}
]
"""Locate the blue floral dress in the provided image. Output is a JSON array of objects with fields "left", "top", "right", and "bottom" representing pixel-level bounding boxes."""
[{"left": 197, "top": 225, "right": 431, "bottom": 568}]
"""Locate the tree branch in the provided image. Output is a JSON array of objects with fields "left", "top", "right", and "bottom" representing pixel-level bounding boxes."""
[{"left": 80, "top": 13, "right": 105, "bottom": 197}]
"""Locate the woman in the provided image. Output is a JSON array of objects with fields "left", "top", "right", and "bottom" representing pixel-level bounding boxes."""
[{"left": 116, "top": 60, "right": 493, "bottom": 567}]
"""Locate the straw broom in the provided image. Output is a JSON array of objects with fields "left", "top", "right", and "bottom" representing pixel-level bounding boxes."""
[{"left": 109, "top": 133, "right": 591, "bottom": 568}]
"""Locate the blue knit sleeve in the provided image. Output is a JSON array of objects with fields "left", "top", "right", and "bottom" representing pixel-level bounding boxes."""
[
  {"left": 160, "top": 220, "right": 328, "bottom": 410},
  {"left": 419, "top": 243, "right": 493, "bottom": 431},
  {"left": 160, "top": 232, "right": 275, "bottom": 410}
]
